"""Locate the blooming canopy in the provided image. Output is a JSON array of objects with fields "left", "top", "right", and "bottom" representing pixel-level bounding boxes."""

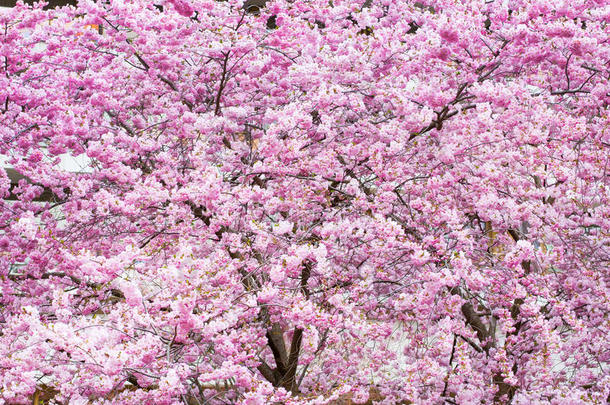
[{"left": 0, "top": 0, "right": 609, "bottom": 404}]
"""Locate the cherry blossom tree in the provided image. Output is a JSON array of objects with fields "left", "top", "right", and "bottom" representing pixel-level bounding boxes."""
[{"left": 1, "top": 0, "right": 609, "bottom": 403}]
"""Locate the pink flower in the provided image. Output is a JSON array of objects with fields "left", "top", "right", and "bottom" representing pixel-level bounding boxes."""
[
  {"left": 440, "top": 29, "right": 459, "bottom": 43},
  {"left": 118, "top": 281, "right": 142, "bottom": 307},
  {"left": 273, "top": 220, "right": 292, "bottom": 235},
  {"left": 15, "top": 213, "right": 37, "bottom": 240},
  {"left": 167, "top": 0, "right": 194, "bottom": 17}
]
